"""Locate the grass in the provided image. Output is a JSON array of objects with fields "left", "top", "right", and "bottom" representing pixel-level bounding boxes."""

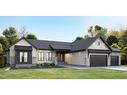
[{"left": 0, "top": 68, "right": 127, "bottom": 79}]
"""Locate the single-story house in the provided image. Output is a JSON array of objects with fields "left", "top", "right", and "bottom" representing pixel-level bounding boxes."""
[{"left": 7, "top": 36, "right": 121, "bottom": 67}]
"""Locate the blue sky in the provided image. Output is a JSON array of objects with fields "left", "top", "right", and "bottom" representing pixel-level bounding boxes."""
[{"left": 0, "top": 16, "right": 127, "bottom": 42}]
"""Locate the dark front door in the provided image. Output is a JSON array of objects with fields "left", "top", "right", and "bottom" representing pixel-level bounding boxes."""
[
  {"left": 111, "top": 56, "right": 119, "bottom": 66},
  {"left": 90, "top": 55, "right": 107, "bottom": 67},
  {"left": 57, "top": 53, "right": 65, "bottom": 62}
]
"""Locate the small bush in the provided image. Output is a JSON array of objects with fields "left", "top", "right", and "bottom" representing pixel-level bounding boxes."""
[
  {"left": 50, "top": 63, "right": 55, "bottom": 66},
  {"left": 38, "top": 63, "right": 55, "bottom": 68}
]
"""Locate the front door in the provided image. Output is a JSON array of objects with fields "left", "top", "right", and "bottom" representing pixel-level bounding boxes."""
[{"left": 57, "top": 53, "right": 64, "bottom": 62}]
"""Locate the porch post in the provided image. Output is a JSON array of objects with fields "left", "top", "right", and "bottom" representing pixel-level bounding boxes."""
[
  {"left": 86, "top": 49, "right": 90, "bottom": 67},
  {"left": 107, "top": 53, "right": 111, "bottom": 66},
  {"left": 119, "top": 55, "right": 121, "bottom": 65},
  {"left": 54, "top": 51, "right": 57, "bottom": 65}
]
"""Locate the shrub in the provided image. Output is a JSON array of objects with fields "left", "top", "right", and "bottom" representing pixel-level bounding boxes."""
[
  {"left": 0, "top": 56, "right": 5, "bottom": 68},
  {"left": 50, "top": 63, "right": 55, "bottom": 66}
]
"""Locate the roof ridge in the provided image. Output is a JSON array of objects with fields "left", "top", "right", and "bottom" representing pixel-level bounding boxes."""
[{"left": 27, "top": 39, "right": 71, "bottom": 43}]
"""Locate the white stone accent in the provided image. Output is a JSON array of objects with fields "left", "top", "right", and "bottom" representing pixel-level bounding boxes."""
[{"left": 89, "top": 38, "right": 109, "bottom": 50}]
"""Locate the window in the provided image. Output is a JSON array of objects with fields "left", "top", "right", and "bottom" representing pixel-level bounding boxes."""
[
  {"left": 20, "top": 52, "right": 28, "bottom": 63},
  {"left": 42, "top": 52, "right": 45, "bottom": 61},
  {"left": 38, "top": 52, "right": 53, "bottom": 61},
  {"left": 38, "top": 52, "right": 41, "bottom": 61},
  {"left": 98, "top": 41, "right": 101, "bottom": 46},
  {"left": 38, "top": 52, "right": 45, "bottom": 61},
  {"left": 48, "top": 52, "right": 52, "bottom": 61},
  {"left": 46, "top": 52, "right": 48, "bottom": 61}
]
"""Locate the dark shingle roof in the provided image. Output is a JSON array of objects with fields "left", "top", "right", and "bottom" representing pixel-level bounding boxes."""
[
  {"left": 71, "top": 36, "right": 98, "bottom": 51},
  {"left": 111, "top": 48, "right": 121, "bottom": 52},
  {"left": 23, "top": 36, "right": 117, "bottom": 52},
  {"left": 50, "top": 44, "right": 71, "bottom": 50},
  {"left": 27, "top": 39, "right": 71, "bottom": 50}
]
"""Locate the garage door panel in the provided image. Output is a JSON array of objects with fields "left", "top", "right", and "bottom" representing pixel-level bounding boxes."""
[
  {"left": 90, "top": 55, "right": 107, "bottom": 67},
  {"left": 111, "top": 56, "right": 119, "bottom": 66}
]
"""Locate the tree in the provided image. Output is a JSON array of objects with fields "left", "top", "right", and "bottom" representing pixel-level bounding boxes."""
[
  {"left": 121, "top": 46, "right": 127, "bottom": 64},
  {"left": 108, "top": 30, "right": 122, "bottom": 39},
  {"left": 0, "top": 37, "right": 8, "bottom": 52},
  {"left": 26, "top": 33, "right": 37, "bottom": 40},
  {"left": 84, "top": 34, "right": 90, "bottom": 40},
  {"left": 75, "top": 36, "right": 84, "bottom": 41},
  {"left": 88, "top": 26, "right": 95, "bottom": 37},
  {"left": 3, "top": 27, "right": 19, "bottom": 46},
  {"left": 95, "top": 25, "right": 102, "bottom": 31},
  {"left": 19, "top": 26, "right": 28, "bottom": 38},
  {"left": 96, "top": 28, "right": 107, "bottom": 40},
  {"left": 111, "top": 43, "right": 121, "bottom": 49},
  {"left": 120, "top": 29, "right": 127, "bottom": 47},
  {"left": 88, "top": 25, "right": 107, "bottom": 40},
  {"left": 107, "top": 35, "right": 119, "bottom": 46},
  {"left": 0, "top": 43, "right": 3, "bottom": 55}
]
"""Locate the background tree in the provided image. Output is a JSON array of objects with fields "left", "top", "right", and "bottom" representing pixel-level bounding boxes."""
[
  {"left": 96, "top": 28, "right": 107, "bottom": 40},
  {"left": 3, "top": 27, "right": 19, "bottom": 46},
  {"left": 26, "top": 33, "right": 37, "bottom": 40},
  {"left": 121, "top": 47, "right": 127, "bottom": 64},
  {"left": 95, "top": 25, "right": 102, "bottom": 32},
  {"left": 120, "top": 29, "right": 127, "bottom": 47},
  {"left": 111, "top": 43, "right": 121, "bottom": 49},
  {"left": 107, "top": 30, "right": 122, "bottom": 39},
  {"left": 88, "top": 26, "right": 95, "bottom": 37},
  {"left": 75, "top": 36, "right": 84, "bottom": 41},
  {"left": 88, "top": 25, "right": 107, "bottom": 40},
  {"left": 84, "top": 34, "right": 90, "bottom": 39},
  {"left": 106, "top": 35, "right": 119, "bottom": 46},
  {"left": 19, "top": 26, "right": 28, "bottom": 38},
  {"left": 0, "top": 37, "right": 9, "bottom": 52},
  {"left": 0, "top": 43, "right": 3, "bottom": 55}
]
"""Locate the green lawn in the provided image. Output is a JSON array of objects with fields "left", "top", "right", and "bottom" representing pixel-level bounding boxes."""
[{"left": 0, "top": 68, "right": 127, "bottom": 79}]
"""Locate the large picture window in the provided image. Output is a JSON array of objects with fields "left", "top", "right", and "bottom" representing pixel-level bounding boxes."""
[
  {"left": 20, "top": 52, "right": 28, "bottom": 63},
  {"left": 38, "top": 51, "right": 53, "bottom": 61}
]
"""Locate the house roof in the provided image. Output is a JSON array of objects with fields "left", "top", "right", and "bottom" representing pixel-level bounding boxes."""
[
  {"left": 27, "top": 39, "right": 71, "bottom": 50},
  {"left": 71, "top": 36, "right": 98, "bottom": 51},
  {"left": 111, "top": 48, "right": 121, "bottom": 52},
  {"left": 11, "top": 36, "right": 120, "bottom": 52},
  {"left": 50, "top": 44, "right": 71, "bottom": 50}
]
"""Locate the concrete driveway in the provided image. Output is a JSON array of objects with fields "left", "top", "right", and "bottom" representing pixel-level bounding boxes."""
[
  {"left": 58, "top": 64, "right": 104, "bottom": 69},
  {"left": 103, "top": 66, "right": 127, "bottom": 71},
  {"left": 58, "top": 64, "right": 127, "bottom": 71}
]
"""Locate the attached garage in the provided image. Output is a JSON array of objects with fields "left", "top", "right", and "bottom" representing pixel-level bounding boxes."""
[
  {"left": 90, "top": 55, "right": 107, "bottom": 67},
  {"left": 111, "top": 56, "right": 119, "bottom": 66}
]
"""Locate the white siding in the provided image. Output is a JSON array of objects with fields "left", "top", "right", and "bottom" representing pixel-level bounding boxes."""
[
  {"left": 9, "top": 39, "right": 37, "bottom": 64},
  {"left": 65, "top": 51, "right": 86, "bottom": 66},
  {"left": 15, "top": 39, "right": 31, "bottom": 46},
  {"left": 89, "top": 38, "right": 109, "bottom": 50}
]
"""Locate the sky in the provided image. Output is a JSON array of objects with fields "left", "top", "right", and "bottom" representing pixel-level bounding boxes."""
[{"left": 0, "top": 16, "right": 127, "bottom": 42}]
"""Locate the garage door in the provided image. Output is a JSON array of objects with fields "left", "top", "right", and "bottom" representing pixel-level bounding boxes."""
[
  {"left": 90, "top": 55, "right": 107, "bottom": 67},
  {"left": 111, "top": 56, "right": 119, "bottom": 66}
]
